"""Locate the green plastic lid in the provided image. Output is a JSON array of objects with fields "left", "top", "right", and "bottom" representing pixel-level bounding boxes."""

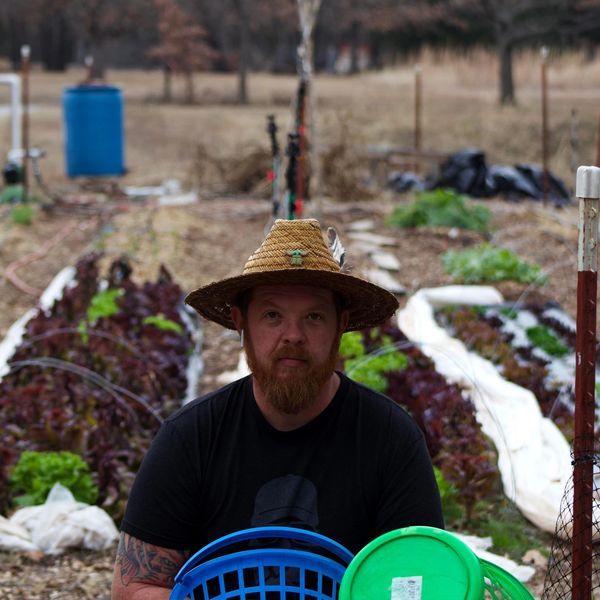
[{"left": 339, "top": 526, "right": 484, "bottom": 600}]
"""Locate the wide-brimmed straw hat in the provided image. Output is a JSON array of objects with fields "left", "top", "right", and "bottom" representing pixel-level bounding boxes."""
[{"left": 185, "top": 218, "right": 399, "bottom": 331}]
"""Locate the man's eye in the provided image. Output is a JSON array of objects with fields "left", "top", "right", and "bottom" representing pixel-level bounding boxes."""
[
  {"left": 307, "top": 313, "right": 323, "bottom": 321},
  {"left": 265, "top": 311, "right": 280, "bottom": 320}
]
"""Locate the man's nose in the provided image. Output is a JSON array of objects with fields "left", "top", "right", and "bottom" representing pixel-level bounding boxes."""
[{"left": 282, "top": 319, "right": 305, "bottom": 344}]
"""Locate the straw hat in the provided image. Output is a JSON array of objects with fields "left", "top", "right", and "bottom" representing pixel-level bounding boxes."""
[{"left": 185, "top": 219, "right": 399, "bottom": 331}]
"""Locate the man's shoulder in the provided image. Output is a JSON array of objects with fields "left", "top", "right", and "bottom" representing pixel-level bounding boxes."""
[
  {"left": 341, "top": 373, "right": 419, "bottom": 430},
  {"left": 342, "top": 372, "right": 400, "bottom": 409},
  {"left": 165, "top": 375, "right": 251, "bottom": 425}
]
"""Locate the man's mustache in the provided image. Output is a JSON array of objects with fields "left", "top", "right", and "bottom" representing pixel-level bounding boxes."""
[{"left": 271, "top": 347, "right": 310, "bottom": 361}]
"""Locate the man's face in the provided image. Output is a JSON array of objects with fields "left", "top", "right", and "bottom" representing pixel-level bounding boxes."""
[{"left": 232, "top": 284, "right": 347, "bottom": 415}]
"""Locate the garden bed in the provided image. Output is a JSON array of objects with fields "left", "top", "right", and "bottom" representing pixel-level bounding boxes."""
[
  {"left": 0, "top": 252, "right": 198, "bottom": 521},
  {"left": 0, "top": 195, "right": 582, "bottom": 599}
]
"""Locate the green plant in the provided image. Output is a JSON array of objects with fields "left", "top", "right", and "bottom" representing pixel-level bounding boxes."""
[
  {"left": 10, "top": 204, "right": 33, "bottom": 225},
  {"left": 86, "top": 288, "right": 124, "bottom": 324},
  {"left": 9, "top": 451, "right": 99, "bottom": 506},
  {"left": 498, "top": 306, "right": 518, "bottom": 319},
  {"left": 442, "top": 243, "right": 546, "bottom": 285},
  {"left": 386, "top": 188, "right": 491, "bottom": 232},
  {"left": 143, "top": 314, "right": 183, "bottom": 334},
  {"left": 434, "top": 466, "right": 463, "bottom": 526},
  {"left": 340, "top": 331, "right": 408, "bottom": 393},
  {"left": 526, "top": 325, "right": 569, "bottom": 357},
  {"left": 0, "top": 184, "right": 24, "bottom": 204},
  {"left": 470, "top": 499, "right": 551, "bottom": 561}
]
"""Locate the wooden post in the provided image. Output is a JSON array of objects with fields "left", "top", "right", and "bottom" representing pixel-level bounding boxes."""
[
  {"left": 20, "top": 45, "right": 30, "bottom": 202},
  {"left": 572, "top": 165, "right": 600, "bottom": 600},
  {"left": 84, "top": 55, "right": 94, "bottom": 84},
  {"left": 596, "top": 113, "right": 600, "bottom": 166},
  {"left": 541, "top": 47, "right": 549, "bottom": 205}
]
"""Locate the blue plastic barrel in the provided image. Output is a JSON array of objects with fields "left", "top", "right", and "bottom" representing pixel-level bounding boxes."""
[{"left": 63, "top": 85, "right": 125, "bottom": 177}]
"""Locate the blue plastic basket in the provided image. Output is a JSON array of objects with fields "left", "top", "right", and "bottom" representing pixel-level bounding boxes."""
[{"left": 169, "top": 526, "right": 354, "bottom": 600}]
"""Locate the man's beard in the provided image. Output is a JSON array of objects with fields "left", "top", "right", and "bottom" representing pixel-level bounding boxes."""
[{"left": 244, "top": 333, "right": 341, "bottom": 416}]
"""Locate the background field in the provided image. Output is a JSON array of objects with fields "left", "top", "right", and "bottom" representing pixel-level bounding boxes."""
[{"left": 2, "top": 48, "right": 600, "bottom": 194}]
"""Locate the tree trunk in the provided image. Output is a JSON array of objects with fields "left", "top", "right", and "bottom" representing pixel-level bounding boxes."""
[
  {"left": 498, "top": 38, "right": 515, "bottom": 105},
  {"left": 7, "top": 13, "right": 27, "bottom": 71},
  {"left": 185, "top": 71, "right": 195, "bottom": 104},
  {"left": 39, "top": 11, "right": 74, "bottom": 72},
  {"left": 163, "top": 66, "right": 172, "bottom": 103},
  {"left": 583, "top": 40, "right": 597, "bottom": 63},
  {"left": 236, "top": 0, "right": 249, "bottom": 104},
  {"left": 350, "top": 20, "right": 360, "bottom": 74}
]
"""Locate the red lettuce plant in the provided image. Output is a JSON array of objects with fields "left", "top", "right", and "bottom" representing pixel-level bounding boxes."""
[
  {"left": 0, "top": 253, "right": 195, "bottom": 520},
  {"left": 343, "top": 323, "right": 500, "bottom": 525}
]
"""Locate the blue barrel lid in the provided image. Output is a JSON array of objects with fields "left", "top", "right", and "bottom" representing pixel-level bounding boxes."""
[{"left": 64, "top": 84, "right": 121, "bottom": 93}]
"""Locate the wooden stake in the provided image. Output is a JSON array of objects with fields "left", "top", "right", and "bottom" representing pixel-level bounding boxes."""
[
  {"left": 572, "top": 165, "right": 600, "bottom": 600},
  {"left": 414, "top": 64, "right": 422, "bottom": 155},
  {"left": 595, "top": 113, "right": 600, "bottom": 167},
  {"left": 541, "top": 47, "right": 549, "bottom": 206},
  {"left": 20, "top": 45, "right": 30, "bottom": 202}
]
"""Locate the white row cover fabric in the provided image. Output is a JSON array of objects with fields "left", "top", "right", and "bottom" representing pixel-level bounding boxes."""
[
  {"left": 397, "top": 286, "right": 575, "bottom": 535},
  {"left": 453, "top": 531, "right": 535, "bottom": 582},
  {"left": 0, "top": 483, "right": 118, "bottom": 554}
]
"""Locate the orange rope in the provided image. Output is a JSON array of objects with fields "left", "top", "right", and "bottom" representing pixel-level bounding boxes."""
[{"left": 4, "top": 220, "right": 84, "bottom": 296}]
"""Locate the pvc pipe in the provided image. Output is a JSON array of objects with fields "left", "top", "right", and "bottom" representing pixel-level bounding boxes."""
[{"left": 0, "top": 74, "right": 22, "bottom": 163}]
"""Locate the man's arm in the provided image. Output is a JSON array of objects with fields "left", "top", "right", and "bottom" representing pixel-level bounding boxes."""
[{"left": 111, "top": 532, "right": 190, "bottom": 600}]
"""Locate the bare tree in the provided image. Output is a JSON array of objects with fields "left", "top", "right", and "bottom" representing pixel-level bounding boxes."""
[
  {"left": 149, "top": 0, "right": 216, "bottom": 103},
  {"left": 67, "top": 0, "right": 149, "bottom": 79},
  {"left": 563, "top": 0, "right": 600, "bottom": 59},
  {"left": 195, "top": 0, "right": 296, "bottom": 104},
  {"left": 443, "top": 0, "right": 569, "bottom": 104},
  {"left": 373, "top": 0, "right": 569, "bottom": 105}
]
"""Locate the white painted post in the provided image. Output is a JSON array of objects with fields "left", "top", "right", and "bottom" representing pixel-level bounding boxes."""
[{"left": 0, "top": 74, "right": 23, "bottom": 163}]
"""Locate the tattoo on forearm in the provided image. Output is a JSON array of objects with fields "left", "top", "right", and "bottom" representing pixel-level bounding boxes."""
[{"left": 116, "top": 533, "right": 189, "bottom": 588}]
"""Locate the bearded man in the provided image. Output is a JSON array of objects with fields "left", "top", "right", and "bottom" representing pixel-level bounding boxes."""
[{"left": 112, "top": 219, "right": 443, "bottom": 600}]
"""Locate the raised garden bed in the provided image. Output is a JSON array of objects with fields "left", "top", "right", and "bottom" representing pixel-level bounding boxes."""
[
  {"left": 0, "top": 253, "right": 197, "bottom": 520},
  {"left": 434, "top": 300, "right": 593, "bottom": 443}
]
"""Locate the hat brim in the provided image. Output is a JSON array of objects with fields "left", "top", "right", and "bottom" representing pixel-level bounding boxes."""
[{"left": 185, "top": 269, "right": 399, "bottom": 332}]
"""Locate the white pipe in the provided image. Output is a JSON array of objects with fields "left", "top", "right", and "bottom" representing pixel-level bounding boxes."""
[{"left": 0, "top": 74, "right": 22, "bottom": 164}]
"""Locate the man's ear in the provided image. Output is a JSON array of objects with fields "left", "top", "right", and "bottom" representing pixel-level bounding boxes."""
[{"left": 230, "top": 305, "right": 243, "bottom": 333}]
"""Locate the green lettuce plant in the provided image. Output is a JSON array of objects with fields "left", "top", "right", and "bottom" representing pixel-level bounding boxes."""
[
  {"left": 143, "top": 314, "right": 183, "bottom": 333},
  {"left": 340, "top": 331, "right": 407, "bottom": 393},
  {"left": 442, "top": 243, "right": 546, "bottom": 285},
  {"left": 9, "top": 451, "right": 99, "bottom": 507},
  {"left": 387, "top": 188, "right": 491, "bottom": 233}
]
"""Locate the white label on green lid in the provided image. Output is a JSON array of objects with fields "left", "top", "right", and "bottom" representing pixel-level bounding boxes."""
[{"left": 391, "top": 576, "right": 422, "bottom": 600}]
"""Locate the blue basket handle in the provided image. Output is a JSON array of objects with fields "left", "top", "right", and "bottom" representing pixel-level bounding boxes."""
[{"left": 175, "top": 526, "right": 353, "bottom": 579}]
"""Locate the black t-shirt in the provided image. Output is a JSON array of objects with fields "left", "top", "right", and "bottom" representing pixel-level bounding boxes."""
[{"left": 121, "top": 373, "right": 443, "bottom": 555}]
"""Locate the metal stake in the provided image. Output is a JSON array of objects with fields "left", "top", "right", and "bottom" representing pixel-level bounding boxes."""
[{"left": 572, "top": 165, "right": 600, "bottom": 600}]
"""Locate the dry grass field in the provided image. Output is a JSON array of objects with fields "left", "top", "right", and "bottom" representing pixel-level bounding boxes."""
[{"left": 1, "top": 47, "right": 599, "bottom": 193}]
